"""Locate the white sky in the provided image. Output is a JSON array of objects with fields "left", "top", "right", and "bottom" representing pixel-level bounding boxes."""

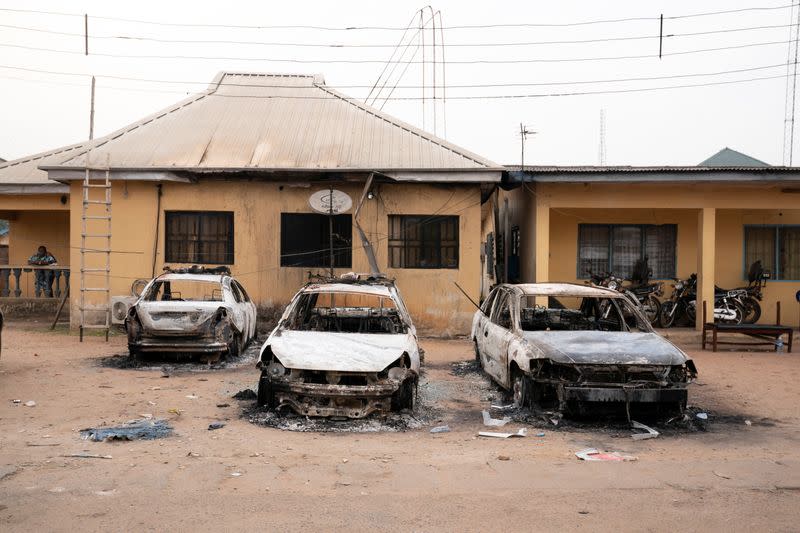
[{"left": 0, "top": 0, "right": 796, "bottom": 166}]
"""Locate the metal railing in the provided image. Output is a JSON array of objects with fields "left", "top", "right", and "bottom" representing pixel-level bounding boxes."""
[{"left": 0, "top": 266, "right": 71, "bottom": 298}]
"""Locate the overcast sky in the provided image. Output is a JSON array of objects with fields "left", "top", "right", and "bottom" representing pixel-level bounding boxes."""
[{"left": 0, "top": 0, "right": 796, "bottom": 166}]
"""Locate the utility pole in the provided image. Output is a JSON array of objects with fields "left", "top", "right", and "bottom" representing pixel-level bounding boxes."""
[
  {"left": 598, "top": 109, "right": 607, "bottom": 166},
  {"left": 785, "top": 3, "right": 800, "bottom": 165},
  {"left": 519, "top": 123, "right": 536, "bottom": 171},
  {"left": 328, "top": 186, "right": 334, "bottom": 277},
  {"left": 89, "top": 76, "right": 96, "bottom": 140}
]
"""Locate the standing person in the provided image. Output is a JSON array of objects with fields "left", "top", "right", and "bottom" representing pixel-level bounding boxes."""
[{"left": 28, "top": 245, "right": 57, "bottom": 297}]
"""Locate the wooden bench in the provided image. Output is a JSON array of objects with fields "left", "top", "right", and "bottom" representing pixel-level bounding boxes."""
[{"left": 701, "top": 301, "right": 793, "bottom": 353}]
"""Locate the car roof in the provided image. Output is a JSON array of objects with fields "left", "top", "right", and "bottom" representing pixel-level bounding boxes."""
[
  {"left": 302, "top": 282, "right": 393, "bottom": 298},
  {"left": 155, "top": 273, "right": 228, "bottom": 283},
  {"left": 501, "top": 282, "right": 622, "bottom": 298}
]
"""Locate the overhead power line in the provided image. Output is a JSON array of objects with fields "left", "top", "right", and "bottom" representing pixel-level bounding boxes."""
[
  {"left": 0, "top": 62, "right": 786, "bottom": 91},
  {"left": 1, "top": 37, "right": 798, "bottom": 64},
  {"left": 0, "top": 3, "right": 796, "bottom": 30},
  {"left": 0, "top": 22, "right": 794, "bottom": 47}
]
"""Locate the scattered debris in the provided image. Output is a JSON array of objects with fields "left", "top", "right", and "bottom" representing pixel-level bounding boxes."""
[
  {"left": 24, "top": 400, "right": 36, "bottom": 407},
  {"left": 491, "top": 403, "right": 515, "bottom": 411},
  {"left": 482, "top": 410, "right": 511, "bottom": 427},
  {"left": 478, "top": 428, "right": 528, "bottom": 439},
  {"left": 575, "top": 448, "right": 637, "bottom": 462},
  {"left": 139, "top": 413, "right": 153, "bottom": 419},
  {"left": 80, "top": 419, "right": 173, "bottom": 442},
  {"left": 535, "top": 432, "right": 546, "bottom": 437},
  {"left": 231, "top": 472, "right": 242, "bottom": 477},
  {"left": 208, "top": 422, "right": 225, "bottom": 431},
  {"left": 63, "top": 453, "right": 113, "bottom": 460},
  {"left": 550, "top": 418, "right": 559, "bottom": 426},
  {"left": 430, "top": 425, "right": 450, "bottom": 434},
  {"left": 497, "top": 455, "right": 511, "bottom": 461},
  {"left": 631, "top": 420, "right": 660, "bottom": 440},
  {"left": 745, "top": 419, "right": 752, "bottom": 426},
  {"left": 713, "top": 470, "right": 732, "bottom": 480},
  {"left": 696, "top": 412, "right": 709, "bottom": 420},
  {"left": 10, "top": 399, "right": 20, "bottom": 404},
  {"left": 168, "top": 408, "right": 183, "bottom": 416},
  {"left": 26, "top": 442, "right": 60, "bottom": 447},
  {"left": 187, "top": 452, "right": 200, "bottom": 457},
  {"left": 216, "top": 403, "right": 230, "bottom": 408},
  {"left": 233, "top": 389, "right": 257, "bottom": 400},
  {"left": 0, "top": 465, "right": 18, "bottom": 480},
  {"left": 185, "top": 395, "right": 198, "bottom": 400}
]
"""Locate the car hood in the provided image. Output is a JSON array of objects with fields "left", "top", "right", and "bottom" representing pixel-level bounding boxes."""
[
  {"left": 135, "top": 301, "right": 224, "bottom": 333},
  {"left": 522, "top": 331, "right": 689, "bottom": 366},
  {"left": 268, "top": 330, "right": 411, "bottom": 372}
]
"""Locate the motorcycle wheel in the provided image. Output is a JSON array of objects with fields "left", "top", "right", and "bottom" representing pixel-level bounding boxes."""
[
  {"left": 643, "top": 295, "right": 661, "bottom": 326},
  {"left": 742, "top": 296, "right": 761, "bottom": 324},
  {"left": 660, "top": 301, "right": 677, "bottom": 328},
  {"left": 717, "top": 300, "right": 745, "bottom": 325},
  {"left": 686, "top": 301, "right": 696, "bottom": 325}
]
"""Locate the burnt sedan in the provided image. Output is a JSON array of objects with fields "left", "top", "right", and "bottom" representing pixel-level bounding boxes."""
[
  {"left": 256, "top": 276, "right": 421, "bottom": 419},
  {"left": 126, "top": 267, "right": 257, "bottom": 359},
  {"left": 472, "top": 283, "right": 697, "bottom": 415}
]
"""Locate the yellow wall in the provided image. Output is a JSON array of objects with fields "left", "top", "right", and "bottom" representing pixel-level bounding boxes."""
[
  {"left": 7, "top": 211, "right": 70, "bottom": 266},
  {"left": 501, "top": 181, "right": 800, "bottom": 327},
  {"left": 70, "top": 179, "right": 483, "bottom": 336}
]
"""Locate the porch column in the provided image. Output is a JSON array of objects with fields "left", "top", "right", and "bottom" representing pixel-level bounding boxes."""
[
  {"left": 534, "top": 197, "right": 550, "bottom": 283},
  {"left": 696, "top": 207, "right": 716, "bottom": 330}
]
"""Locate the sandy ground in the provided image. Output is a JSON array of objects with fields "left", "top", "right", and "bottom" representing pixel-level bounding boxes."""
[{"left": 1, "top": 324, "right": 799, "bottom": 532}]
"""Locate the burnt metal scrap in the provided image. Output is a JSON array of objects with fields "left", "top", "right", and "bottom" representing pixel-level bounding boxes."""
[
  {"left": 256, "top": 275, "right": 422, "bottom": 419},
  {"left": 472, "top": 283, "right": 697, "bottom": 418},
  {"left": 80, "top": 418, "right": 173, "bottom": 441}
]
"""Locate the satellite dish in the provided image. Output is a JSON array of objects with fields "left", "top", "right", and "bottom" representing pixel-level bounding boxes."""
[{"left": 309, "top": 189, "right": 352, "bottom": 215}]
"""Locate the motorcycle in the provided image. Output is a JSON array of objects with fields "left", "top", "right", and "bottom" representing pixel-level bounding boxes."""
[
  {"left": 714, "top": 260, "right": 769, "bottom": 324},
  {"left": 587, "top": 270, "right": 662, "bottom": 326},
  {"left": 661, "top": 274, "right": 746, "bottom": 327}
]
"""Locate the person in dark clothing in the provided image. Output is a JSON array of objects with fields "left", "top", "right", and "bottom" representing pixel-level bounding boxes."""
[{"left": 28, "top": 245, "right": 57, "bottom": 297}]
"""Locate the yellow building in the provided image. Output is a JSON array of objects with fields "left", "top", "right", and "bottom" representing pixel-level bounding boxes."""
[
  {"left": 0, "top": 144, "right": 81, "bottom": 297},
  {"left": 488, "top": 149, "right": 800, "bottom": 330},
  {"left": 34, "top": 72, "right": 502, "bottom": 335}
]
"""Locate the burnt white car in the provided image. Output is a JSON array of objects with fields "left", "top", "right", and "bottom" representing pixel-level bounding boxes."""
[
  {"left": 472, "top": 283, "right": 697, "bottom": 415},
  {"left": 256, "top": 275, "right": 421, "bottom": 418},
  {"left": 126, "top": 266, "right": 257, "bottom": 358}
]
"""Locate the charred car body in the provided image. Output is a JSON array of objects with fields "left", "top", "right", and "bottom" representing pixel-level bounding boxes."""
[
  {"left": 257, "top": 276, "right": 421, "bottom": 418},
  {"left": 472, "top": 283, "right": 697, "bottom": 415},
  {"left": 126, "top": 266, "right": 257, "bottom": 358}
]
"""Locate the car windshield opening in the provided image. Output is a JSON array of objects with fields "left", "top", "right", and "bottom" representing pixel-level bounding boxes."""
[
  {"left": 144, "top": 279, "right": 224, "bottom": 302},
  {"left": 287, "top": 291, "right": 406, "bottom": 334},
  {"left": 519, "top": 295, "right": 649, "bottom": 333}
]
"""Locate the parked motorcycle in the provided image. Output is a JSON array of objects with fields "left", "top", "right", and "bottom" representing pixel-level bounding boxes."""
[
  {"left": 587, "top": 270, "right": 662, "bottom": 325},
  {"left": 714, "top": 260, "right": 769, "bottom": 324},
  {"left": 661, "top": 274, "right": 745, "bottom": 327}
]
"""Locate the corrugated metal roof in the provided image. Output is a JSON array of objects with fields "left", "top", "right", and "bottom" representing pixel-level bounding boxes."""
[
  {"left": 46, "top": 72, "right": 501, "bottom": 175},
  {"left": 505, "top": 165, "right": 798, "bottom": 173},
  {"left": 698, "top": 147, "right": 770, "bottom": 167},
  {"left": 0, "top": 141, "right": 85, "bottom": 190}
]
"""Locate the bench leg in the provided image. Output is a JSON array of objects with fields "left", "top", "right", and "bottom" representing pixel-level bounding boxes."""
[
  {"left": 712, "top": 328, "right": 718, "bottom": 352},
  {"left": 702, "top": 327, "right": 706, "bottom": 350},
  {"left": 788, "top": 331, "right": 793, "bottom": 354}
]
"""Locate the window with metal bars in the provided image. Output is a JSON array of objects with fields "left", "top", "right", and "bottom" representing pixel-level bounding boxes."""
[
  {"left": 744, "top": 225, "right": 800, "bottom": 280},
  {"left": 280, "top": 213, "right": 352, "bottom": 268},
  {"left": 165, "top": 211, "right": 234, "bottom": 264},
  {"left": 388, "top": 215, "right": 459, "bottom": 269},
  {"left": 577, "top": 224, "right": 677, "bottom": 279}
]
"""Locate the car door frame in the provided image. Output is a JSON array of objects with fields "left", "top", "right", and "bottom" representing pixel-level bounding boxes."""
[
  {"left": 481, "top": 287, "right": 518, "bottom": 386},
  {"left": 232, "top": 279, "right": 257, "bottom": 341},
  {"left": 475, "top": 286, "right": 500, "bottom": 358}
]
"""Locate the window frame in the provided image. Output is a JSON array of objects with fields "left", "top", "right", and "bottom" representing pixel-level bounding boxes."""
[
  {"left": 164, "top": 211, "right": 235, "bottom": 265},
  {"left": 279, "top": 213, "right": 353, "bottom": 269},
  {"left": 388, "top": 214, "right": 460, "bottom": 269},
  {"left": 576, "top": 223, "right": 677, "bottom": 280},
  {"left": 743, "top": 224, "right": 800, "bottom": 281}
]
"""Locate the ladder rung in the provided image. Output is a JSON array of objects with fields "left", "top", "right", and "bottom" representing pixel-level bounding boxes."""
[
  {"left": 81, "top": 268, "right": 110, "bottom": 272},
  {"left": 82, "top": 249, "right": 111, "bottom": 253},
  {"left": 83, "top": 200, "right": 111, "bottom": 205},
  {"left": 82, "top": 288, "right": 110, "bottom": 292},
  {"left": 80, "top": 324, "right": 110, "bottom": 330},
  {"left": 84, "top": 184, "right": 111, "bottom": 189},
  {"left": 81, "top": 234, "right": 112, "bottom": 238},
  {"left": 83, "top": 216, "right": 112, "bottom": 220}
]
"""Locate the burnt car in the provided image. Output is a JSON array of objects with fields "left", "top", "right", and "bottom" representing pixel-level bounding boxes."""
[
  {"left": 256, "top": 275, "right": 421, "bottom": 418},
  {"left": 126, "top": 266, "right": 257, "bottom": 358},
  {"left": 472, "top": 283, "right": 697, "bottom": 415}
]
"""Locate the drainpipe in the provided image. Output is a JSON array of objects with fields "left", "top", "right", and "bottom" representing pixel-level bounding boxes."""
[{"left": 151, "top": 184, "right": 162, "bottom": 277}]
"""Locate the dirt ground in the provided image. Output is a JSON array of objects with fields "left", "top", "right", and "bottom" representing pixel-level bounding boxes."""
[{"left": 1, "top": 324, "right": 799, "bottom": 532}]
